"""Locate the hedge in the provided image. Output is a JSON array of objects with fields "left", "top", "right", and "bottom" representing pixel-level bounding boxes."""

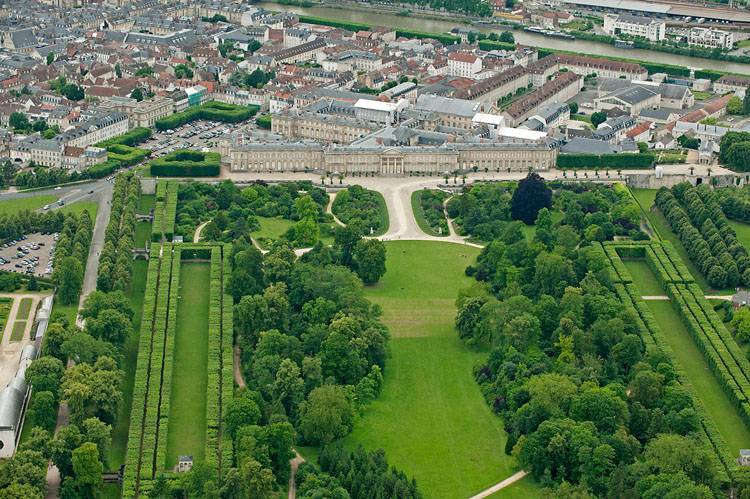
[
  {"left": 107, "top": 144, "right": 150, "bottom": 167},
  {"left": 478, "top": 39, "right": 516, "bottom": 51},
  {"left": 603, "top": 246, "right": 735, "bottom": 482},
  {"left": 96, "top": 127, "right": 152, "bottom": 148},
  {"left": 395, "top": 29, "right": 459, "bottom": 45},
  {"left": 123, "top": 248, "right": 164, "bottom": 497},
  {"left": 150, "top": 151, "right": 221, "bottom": 177},
  {"left": 220, "top": 243, "right": 234, "bottom": 472},
  {"left": 557, "top": 153, "right": 655, "bottom": 169},
  {"left": 154, "top": 101, "right": 258, "bottom": 131}
]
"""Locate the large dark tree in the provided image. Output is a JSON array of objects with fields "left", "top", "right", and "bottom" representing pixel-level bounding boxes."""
[{"left": 510, "top": 173, "right": 552, "bottom": 225}]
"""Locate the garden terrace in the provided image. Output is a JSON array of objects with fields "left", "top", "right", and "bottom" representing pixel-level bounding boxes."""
[
  {"left": 122, "top": 241, "right": 233, "bottom": 497},
  {"left": 602, "top": 240, "right": 750, "bottom": 481}
]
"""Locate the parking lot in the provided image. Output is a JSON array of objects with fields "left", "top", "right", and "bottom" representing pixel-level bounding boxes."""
[
  {"left": 144, "top": 120, "right": 235, "bottom": 156},
  {"left": 0, "top": 232, "right": 58, "bottom": 277}
]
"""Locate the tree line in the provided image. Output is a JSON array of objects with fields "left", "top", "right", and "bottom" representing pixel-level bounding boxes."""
[{"left": 97, "top": 173, "right": 140, "bottom": 292}]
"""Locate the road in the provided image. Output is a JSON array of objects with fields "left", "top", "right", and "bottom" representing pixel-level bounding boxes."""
[{"left": 76, "top": 181, "right": 114, "bottom": 325}]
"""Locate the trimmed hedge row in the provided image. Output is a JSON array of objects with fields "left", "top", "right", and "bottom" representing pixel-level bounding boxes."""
[
  {"left": 107, "top": 144, "right": 150, "bottom": 167},
  {"left": 151, "top": 181, "right": 178, "bottom": 242},
  {"left": 96, "top": 127, "right": 152, "bottom": 148},
  {"left": 154, "top": 101, "right": 258, "bottom": 131},
  {"left": 557, "top": 153, "right": 655, "bottom": 169},
  {"left": 150, "top": 151, "right": 221, "bottom": 177},
  {"left": 205, "top": 247, "right": 223, "bottom": 471},
  {"left": 220, "top": 244, "right": 234, "bottom": 472},
  {"left": 155, "top": 248, "right": 181, "bottom": 473},
  {"left": 602, "top": 244, "right": 632, "bottom": 283},
  {"left": 140, "top": 244, "right": 175, "bottom": 480},
  {"left": 604, "top": 246, "right": 734, "bottom": 481},
  {"left": 123, "top": 247, "right": 164, "bottom": 498}
]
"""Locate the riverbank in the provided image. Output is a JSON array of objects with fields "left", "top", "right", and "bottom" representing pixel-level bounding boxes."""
[{"left": 259, "top": 0, "right": 750, "bottom": 75}]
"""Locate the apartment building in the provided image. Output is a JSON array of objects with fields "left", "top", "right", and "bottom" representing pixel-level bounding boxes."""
[
  {"left": 504, "top": 71, "right": 582, "bottom": 126},
  {"left": 447, "top": 52, "right": 482, "bottom": 78},
  {"left": 603, "top": 14, "right": 665, "bottom": 42},
  {"left": 714, "top": 75, "right": 750, "bottom": 98},
  {"left": 100, "top": 96, "right": 174, "bottom": 128},
  {"left": 688, "top": 27, "right": 734, "bottom": 50},
  {"left": 415, "top": 94, "right": 488, "bottom": 129}
]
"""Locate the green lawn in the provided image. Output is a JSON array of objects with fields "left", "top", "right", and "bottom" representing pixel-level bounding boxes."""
[
  {"left": 108, "top": 258, "right": 149, "bottom": 469},
  {"left": 135, "top": 221, "right": 151, "bottom": 248},
  {"left": 410, "top": 190, "right": 448, "bottom": 237},
  {"left": 165, "top": 262, "right": 209, "bottom": 468},
  {"left": 729, "top": 220, "right": 750, "bottom": 251},
  {"left": 631, "top": 188, "right": 732, "bottom": 294},
  {"left": 622, "top": 259, "right": 664, "bottom": 296},
  {"left": 0, "top": 196, "right": 56, "bottom": 216},
  {"left": 624, "top": 260, "right": 750, "bottom": 454},
  {"left": 16, "top": 297, "right": 32, "bottom": 320},
  {"left": 51, "top": 301, "right": 78, "bottom": 325},
  {"left": 251, "top": 217, "right": 295, "bottom": 249},
  {"left": 693, "top": 91, "right": 712, "bottom": 101},
  {"left": 342, "top": 241, "right": 535, "bottom": 498},
  {"left": 10, "top": 321, "right": 25, "bottom": 341},
  {"left": 59, "top": 201, "right": 98, "bottom": 218},
  {"left": 137, "top": 194, "right": 155, "bottom": 216}
]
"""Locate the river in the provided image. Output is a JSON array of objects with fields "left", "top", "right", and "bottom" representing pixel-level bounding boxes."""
[{"left": 258, "top": 1, "right": 750, "bottom": 75}]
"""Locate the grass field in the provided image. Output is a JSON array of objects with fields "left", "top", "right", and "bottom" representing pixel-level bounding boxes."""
[
  {"left": 251, "top": 216, "right": 334, "bottom": 249},
  {"left": 108, "top": 258, "right": 149, "bottom": 469},
  {"left": 10, "top": 321, "right": 25, "bottom": 341},
  {"left": 0, "top": 196, "right": 56, "bottom": 216},
  {"left": 135, "top": 222, "right": 151, "bottom": 248},
  {"left": 137, "top": 194, "right": 155, "bottom": 216},
  {"left": 164, "top": 262, "right": 209, "bottom": 468},
  {"left": 343, "top": 241, "right": 535, "bottom": 498},
  {"left": 59, "top": 201, "right": 98, "bottom": 218},
  {"left": 624, "top": 260, "right": 750, "bottom": 454},
  {"left": 729, "top": 220, "right": 750, "bottom": 250},
  {"left": 631, "top": 188, "right": 732, "bottom": 294},
  {"left": 16, "top": 297, "right": 32, "bottom": 320},
  {"left": 410, "top": 190, "right": 448, "bottom": 237}
]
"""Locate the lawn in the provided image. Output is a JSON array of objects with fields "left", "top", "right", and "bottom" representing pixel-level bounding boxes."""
[
  {"left": 631, "top": 188, "right": 732, "bottom": 294},
  {"left": 342, "top": 241, "right": 535, "bottom": 498},
  {"left": 137, "top": 194, "right": 155, "bottom": 216},
  {"left": 135, "top": 221, "right": 151, "bottom": 248},
  {"left": 251, "top": 216, "right": 295, "bottom": 249},
  {"left": 108, "top": 258, "right": 149, "bottom": 469},
  {"left": 410, "top": 190, "right": 448, "bottom": 237},
  {"left": 693, "top": 91, "right": 713, "bottom": 101},
  {"left": 59, "top": 201, "right": 98, "bottom": 218},
  {"left": 729, "top": 220, "right": 750, "bottom": 251},
  {"left": 0, "top": 195, "right": 56, "bottom": 216},
  {"left": 164, "top": 262, "right": 210, "bottom": 469},
  {"left": 16, "top": 297, "right": 32, "bottom": 320},
  {"left": 622, "top": 259, "right": 665, "bottom": 296},
  {"left": 10, "top": 321, "right": 25, "bottom": 341},
  {"left": 624, "top": 260, "right": 750, "bottom": 454}
]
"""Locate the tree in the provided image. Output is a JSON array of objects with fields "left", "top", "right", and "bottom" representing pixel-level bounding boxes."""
[
  {"left": 26, "top": 356, "right": 65, "bottom": 396},
  {"left": 297, "top": 385, "right": 355, "bottom": 445},
  {"left": 26, "top": 390, "right": 57, "bottom": 429},
  {"left": 225, "top": 392, "right": 261, "bottom": 439},
  {"left": 61, "top": 356, "right": 122, "bottom": 424},
  {"left": 46, "top": 52, "right": 55, "bottom": 65},
  {"left": 85, "top": 309, "right": 132, "bottom": 346},
  {"left": 56, "top": 257, "right": 83, "bottom": 305},
  {"left": 240, "top": 459, "right": 275, "bottom": 498},
  {"left": 591, "top": 111, "right": 607, "bottom": 128},
  {"left": 131, "top": 88, "right": 144, "bottom": 102},
  {"left": 568, "top": 102, "right": 579, "bottom": 114},
  {"left": 678, "top": 134, "right": 700, "bottom": 150},
  {"left": 9, "top": 112, "right": 30, "bottom": 131},
  {"left": 351, "top": 239, "right": 386, "bottom": 284},
  {"left": 499, "top": 31, "right": 515, "bottom": 44},
  {"left": 728, "top": 95, "right": 745, "bottom": 115},
  {"left": 510, "top": 172, "right": 552, "bottom": 225},
  {"left": 731, "top": 307, "right": 750, "bottom": 343},
  {"left": 71, "top": 442, "right": 102, "bottom": 497}
]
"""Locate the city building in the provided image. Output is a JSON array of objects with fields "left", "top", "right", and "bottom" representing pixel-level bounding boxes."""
[
  {"left": 447, "top": 52, "right": 482, "bottom": 78},
  {"left": 603, "top": 14, "right": 666, "bottom": 42},
  {"left": 688, "top": 28, "right": 734, "bottom": 50}
]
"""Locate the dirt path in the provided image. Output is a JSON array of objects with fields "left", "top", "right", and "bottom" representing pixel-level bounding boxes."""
[
  {"left": 468, "top": 470, "right": 528, "bottom": 499},
  {"left": 288, "top": 450, "right": 306, "bottom": 499},
  {"left": 194, "top": 220, "right": 210, "bottom": 243},
  {"left": 705, "top": 295, "right": 733, "bottom": 301},
  {"left": 233, "top": 345, "right": 246, "bottom": 389},
  {"left": 641, "top": 295, "right": 670, "bottom": 301},
  {"left": 326, "top": 192, "right": 345, "bottom": 227}
]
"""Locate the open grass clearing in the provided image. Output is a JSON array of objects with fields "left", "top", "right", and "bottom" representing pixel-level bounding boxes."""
[
  {"left": 630, "top": 188, "right": 732, "bottom": 295},
  {"left": 251, "top": 216, "right": 295, "bottom": 249},
  {"left": 137, "top": 194, "right": 155, "bottom": 215},
  {"left": 59, "top": 201, "right": 98, "bottom": 218},
  {"left": 0, "top": 195, "right": 56, "bottom": 216},
  {"left": 135, "top": 221, "right": 151, "bottom": 248},
  {"left": 624, "top": 260, "right": 750, "bottom": 454},
  {"left": 108, "top": 258, "right": 149, "bottom": 468},
  {"left": 10, "top": 321, "right": 25, "bottom": 342},
  {"left": 0, "top": 298, "right": 12, "bottom": 335},
  {"left": 164, "top": 262, "right": 210, "bottom": 469},
  {"left": 342, "top": 241, "right": 535, "bottom": 498}
]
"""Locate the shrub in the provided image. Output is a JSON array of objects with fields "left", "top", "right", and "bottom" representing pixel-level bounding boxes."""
[{"left": 150, "top": 150, "right": 221, "bottom": 177}]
